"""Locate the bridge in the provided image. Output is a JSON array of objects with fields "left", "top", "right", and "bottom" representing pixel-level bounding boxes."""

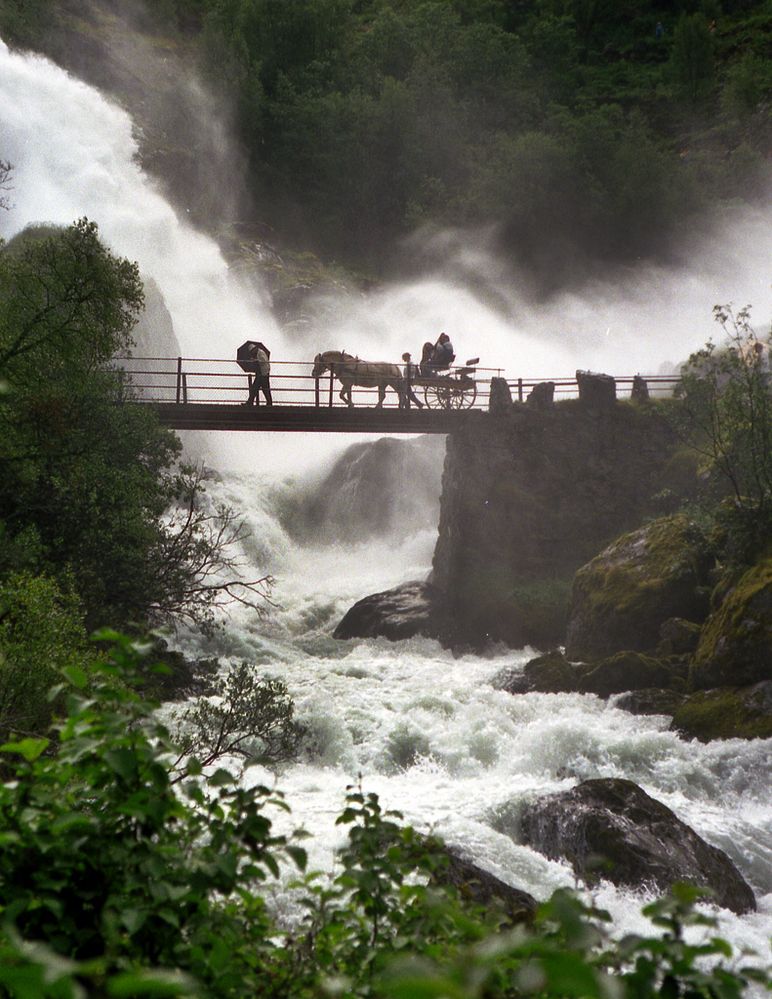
[{"left": 119, "top": 356, "right": 679, "bottom": 433}]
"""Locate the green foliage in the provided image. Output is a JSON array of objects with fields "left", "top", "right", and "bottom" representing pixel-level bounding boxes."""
[
  {"left": 171, "top": 661, "right": 302, "bottom": 771},
  {"left": 668, "top": 13, "right": 717, "bottom": 102},
  {"left": 673, "top": 304, "right": 772, "bottom": 561},
  {"left": 150, "top": 0, "right": 770, "bottom": 280},
  {"left": 0, "top": 632, "right": 304, "bottom": 996},
  {"left": 0, "top": 572, "right": 93, "bottom": 743},
  {"left": 0, "top": 220, "right": 270, "bottom": 634},
  {"left": 0, "top": 0, "right": 52, "bottom": 47},
  {"left": 0, "top": 637, "right": 769, "bottom": 997}
]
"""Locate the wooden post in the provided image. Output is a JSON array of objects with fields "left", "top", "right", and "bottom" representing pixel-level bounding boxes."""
[
  {"left": 182, "top": 372, "right": 188, "bottom": 404},
  {"left": 328, "top": 369, "right": 334, "bottom": 407},
  {"left": 314, "top": 376, "right": 320, "bottom": 407},
  {"left": 518, "top": 377, "right": 523, "bottom": 402},
  {"left": 176, "top": 356, "right": 182, "bottom": 404}
]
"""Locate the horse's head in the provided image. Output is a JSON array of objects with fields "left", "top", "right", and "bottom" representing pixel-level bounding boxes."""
[{"left": 311, "top": 352, "right": 328, "bottom": 378}]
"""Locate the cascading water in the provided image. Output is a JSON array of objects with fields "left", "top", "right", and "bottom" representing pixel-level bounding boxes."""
[{"left": 1, "top": 37, "right": 770, "bottom": 963}]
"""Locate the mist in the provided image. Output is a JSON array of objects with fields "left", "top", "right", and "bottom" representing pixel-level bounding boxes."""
[{"left": 1, "top": 37, "right": 770, "bottom": 478}]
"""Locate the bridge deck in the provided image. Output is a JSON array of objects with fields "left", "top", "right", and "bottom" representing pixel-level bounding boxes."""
[{"left": 152, "top": 402, "right": 486, "bottom": 434}]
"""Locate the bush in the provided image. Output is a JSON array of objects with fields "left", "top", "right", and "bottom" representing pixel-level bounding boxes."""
[{"left": 0, "top": 634, "right": 768, "bottom": 997}]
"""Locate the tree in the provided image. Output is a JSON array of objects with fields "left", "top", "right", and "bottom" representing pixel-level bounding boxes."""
[
  {"left": 673, "top": 303, "right": 771, "bottom": 559},
  {"left": 0, "top": 160, "right": 11, "bottom": 212},
  {"left": 0, "top": 220, "right": 270, "bottom": 633},
  {"left": 669, "top": 13, "right": 716, "bottom": 103}
]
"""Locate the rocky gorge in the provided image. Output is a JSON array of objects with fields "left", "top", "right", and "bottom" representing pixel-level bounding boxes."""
[
  {"left": 329, "top": 374, "right": 770, "bottom": 910},
  {"left": 335, "top": 376, "right": 772, "bottom": 744}
]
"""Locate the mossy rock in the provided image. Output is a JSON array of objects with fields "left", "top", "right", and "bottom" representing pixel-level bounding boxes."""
[
  {"left": 671, "top": 682, "right": 772, "bottom": 742},
  {"left": 615, "top": 687, "right": 687, "bottom": 717},
  {"left": 578, "top": 651, "right": 684, "bottom": 698},
  {"left": 691, "top": 557, "right": 772, "bottom": 689},
  {"left": 501, "top": 650, "right": 584, "bottom": 694},
  {"left": 565, "top": 515, "right": 712, "bottom": 661},
  {"left": 657, "top": 617, "right": 702, "bottom": 656}
]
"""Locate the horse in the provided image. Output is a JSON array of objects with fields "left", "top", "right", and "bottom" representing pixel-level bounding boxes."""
[{"left": 311, "top": 351, "right": 404, "bottom": 407}]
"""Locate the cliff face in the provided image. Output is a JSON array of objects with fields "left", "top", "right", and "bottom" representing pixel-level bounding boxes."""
[{"left": 431, "top": 401, "right": 686, "bottom": 648}]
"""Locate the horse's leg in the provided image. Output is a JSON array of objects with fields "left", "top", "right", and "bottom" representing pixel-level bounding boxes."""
[
  {"left": 376, "top": 384, "right": 385, "bottom": 408},
  {"left": 340, "top": 384, "right": 354, "bottom": 407}
]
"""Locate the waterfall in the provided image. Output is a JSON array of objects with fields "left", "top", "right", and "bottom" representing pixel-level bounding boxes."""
[{"left": 1, "top": 35, "right": 770, "bottom": 962}]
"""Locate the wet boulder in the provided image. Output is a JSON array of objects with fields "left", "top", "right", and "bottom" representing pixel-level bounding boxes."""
[
  {"left": 578, "top": 651, "right": 685, "bottom": 698},
  {"left": 333, "top": 580, "right": 439, "bottom": 641},
  {"left": 519, "top": 778, "right": 755, "bottom": 914},
  {"left": 431, "top": 846, "right": 537, "bottom": 925},
  {"left": 670, "top": 682, "right": 772, "bottom": 742},
  {"left": 691, "top": 557, "right": 772, "bottom": 689},
  {"left": 615, "top": 688, "right": 687, "bottom": 717},
  {"left": 500, "top": 649, "right": 584, "bottom": 694},
  {"left": 565, "top": 515, "right": 712, "bottom": 661}
]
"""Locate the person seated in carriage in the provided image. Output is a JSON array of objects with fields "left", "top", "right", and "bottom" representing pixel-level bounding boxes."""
[
  {"left": 419, "top": 341, "right": 435, "bottom": 377},
  {"left": 428, "top": 332, "right": 455, "bottom": 373}
]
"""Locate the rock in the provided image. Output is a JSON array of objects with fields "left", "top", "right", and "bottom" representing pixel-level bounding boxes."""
[
  {"left": 287, "top": 435, "right": 444, "bottom": 542},
  {"left": 578, "top": 651, "right": 683, "bottom": 698},
  {"left": 657, "top": 617, "right": 702, "bottom": 656},
  {"left": 630, "top": 375, "right": 650, "bottom": 403},
  {"left": 615, "top": 688, "right": 687, "bottom": 716},
  {"left": 519, "top": 778, "right": 756, "bottom": 914},
  {"left": 565, "top": 515, "right": 712, "bottom": 661},
  {"left": 489, "top": 377, "right": 513, "bottom": 415},
  {"left": 501, "top": 649, "right": 583, "bottom": 694},
  {"left": 576, "top": 370, "right": 616, "bottom": 407},
  {"left": 691, "top": 557, "right": 772, "bottom": 689},
  {"left": 671, "top": 682, "right": 772, "bottom": 741},
  {"left": 333, "top": 580, "right": 438, "bottom": 641},
  {"left": 526, "top": 381, "right": 555, "bottom": 409},
  {"left": 431, "top": 846, "right": 538, "bottom": 925}
]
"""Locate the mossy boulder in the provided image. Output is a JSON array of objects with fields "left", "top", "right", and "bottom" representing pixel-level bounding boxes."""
[
  {"left": 578, "top": 651, "right": 684, "bottom": 698},
  {"left": 615, "top": 687, "right": 687, "bottom": 717},
  {"left": 565, "top": 516, "right": 712, "bottom": 661},
  {"left": 691, "top": 557, "right": 772, "bottom": 689},
  {"left": 671, "top": 682, "right": 772, "bottom": 742},
  {"left": 500, "top": 650, "right": 584, "bottom": 694},
  {"left": 657, "top": 617, "right": 702, "bottom": 656}
]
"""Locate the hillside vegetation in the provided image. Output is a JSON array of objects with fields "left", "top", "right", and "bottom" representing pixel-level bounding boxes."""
[{"left": 2, "top": 0, "right": 770, "bottom": 289}]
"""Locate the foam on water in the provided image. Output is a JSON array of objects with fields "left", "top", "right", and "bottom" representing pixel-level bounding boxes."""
[{"left": 2, "top": 36, "right": 770, "bottom": 966}]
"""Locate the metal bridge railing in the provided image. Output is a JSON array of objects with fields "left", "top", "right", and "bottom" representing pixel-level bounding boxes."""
[
  {"left": 114, "top": 357, "right": 682, "bottom": 410},
  {"left": 114, "top": 356, "right": 501, "bottom": 410},
  {"left": 506, "top": 374, "right": 682, "bottom": 402}
]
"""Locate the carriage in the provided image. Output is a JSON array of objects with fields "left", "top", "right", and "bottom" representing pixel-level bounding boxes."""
[
  {"left": 311, "top": 350, "right": 479, "bottom": 410},
  {"left": 411, "top": 358, "right": 479, "bottom": 410}
]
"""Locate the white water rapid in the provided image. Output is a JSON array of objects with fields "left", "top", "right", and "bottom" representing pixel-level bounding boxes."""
[{"left": 1, "top": 38, "right": 770, "bottom": 964}]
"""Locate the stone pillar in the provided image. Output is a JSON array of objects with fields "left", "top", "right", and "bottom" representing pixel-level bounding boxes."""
[
  {"left": 631, "top": 375, "right": 650, "bottom": 403},
  {"left": 576, "top": 370, "right": 616, "bottom": 407},
  {"left": 526, "top": 381, "right": 555, "bottom": 409},
  {"left": 489, "top": 377, "right": 513, "bottom": 415}
]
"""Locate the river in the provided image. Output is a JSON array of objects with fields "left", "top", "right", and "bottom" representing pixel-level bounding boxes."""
[{"left": 1, "top": 37, "right": 770, "bottom": 964}]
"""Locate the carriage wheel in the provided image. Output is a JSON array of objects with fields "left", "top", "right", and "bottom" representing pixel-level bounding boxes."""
[
  {"left": 423, "top": 381, "right": 477, "bottom": 409},
  {"left": 424, "top": 383, "right": 454, "bottom": 409},
  {"left": 454, "top": 380, "right": 477, "bottom": 409}
]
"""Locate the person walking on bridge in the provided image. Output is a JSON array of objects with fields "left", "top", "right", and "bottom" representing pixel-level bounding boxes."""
[
  {"left": 400, "top": 352, "right": 424, "bottom": 409},
  {"left": 246, "top": 342, "right": 273, "bottom": 406}
]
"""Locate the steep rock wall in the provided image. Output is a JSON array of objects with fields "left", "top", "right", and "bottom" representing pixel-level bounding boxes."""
[{"left": 431, "top": 402, "right": 683, "bottom": 648}]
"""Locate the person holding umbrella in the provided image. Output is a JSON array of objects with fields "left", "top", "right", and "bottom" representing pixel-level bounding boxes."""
[{"left": 236, "top": 340, "right": 273, "bottom": 406}]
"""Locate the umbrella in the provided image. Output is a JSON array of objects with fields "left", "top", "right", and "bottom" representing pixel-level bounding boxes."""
[{"left": 236, "top": 340, "right": 270, "bottom": 373}]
